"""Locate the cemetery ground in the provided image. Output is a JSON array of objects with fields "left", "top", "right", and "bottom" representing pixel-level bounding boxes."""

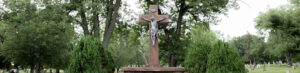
[{"left": 246, "top": 64, "right": 300, "bottom": 73}]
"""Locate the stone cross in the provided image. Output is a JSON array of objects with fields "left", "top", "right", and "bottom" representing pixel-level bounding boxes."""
[{"left": 139, "top": 5, "right": 169, "bottom": 67}]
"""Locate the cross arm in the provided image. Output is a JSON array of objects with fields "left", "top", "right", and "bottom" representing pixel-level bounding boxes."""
[
  {"left": 139, "top": 15, "right": 150, "bottom": 23},
  {"left": 157, "top": 15, "right": 169, "bottom": 23}
]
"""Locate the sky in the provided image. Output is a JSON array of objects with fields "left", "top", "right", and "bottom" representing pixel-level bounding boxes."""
[
  {"left": 125, "top": 0, "right": 290, "bottom": 41},
  {"left": 211, "top": 0, "right": 290, "bottom": 40}
]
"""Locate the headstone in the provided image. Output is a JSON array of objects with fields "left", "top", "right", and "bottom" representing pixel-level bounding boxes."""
[
  {"left": 293, "top": 64, "right": 296, "bottom": 69},
  {"left": 256, "top": 64, "right": 261, "bottom": 69},
  {"left": 298, "top": 62, "right": 300, "bottom": 68},
  {"left": 286, "top": 69, "right": 290, "bottom": 73},
  {"left": 268, "top": 62, "right": 270, "bottom": 67},
  {"left": 121, "top": 5, "right": 185, "bottom": 73},
  {"left": 273, "top": 61, "right": 275, "bottom": 64}
]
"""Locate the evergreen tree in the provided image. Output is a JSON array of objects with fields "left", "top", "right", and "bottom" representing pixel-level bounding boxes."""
[
  {"left": 185, "top": 25, "right": 245, "bottom": 73},
  {"left": 206, "top": 41, "right": 246, "bottom": 73},
  {"left": 67, "top": 36, "right": 114, "bottom": 73},
  {"left": 184, "top": 25, "right": 218, "bottom": 73}
]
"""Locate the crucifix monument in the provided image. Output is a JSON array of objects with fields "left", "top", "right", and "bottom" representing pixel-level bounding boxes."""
[
  {"left": 122, "top": 5, "right": 185, "bottom": 73},
  {"left": 139, "top": 5, "right": 168, "bottom": 67}
]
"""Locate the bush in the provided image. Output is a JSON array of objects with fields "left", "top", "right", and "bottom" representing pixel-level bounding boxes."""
[
  {"left": 184, "top": 25, "right": 245, "bottom": 73},
  {"left": 206, "top": 41, "right": 246, "bottom": 73},
  {"left": 184, "top": 25, "right": 217, "bottom": 73},
  {"left": 67, "top": 36, "right": 114, "bottom": 73}
]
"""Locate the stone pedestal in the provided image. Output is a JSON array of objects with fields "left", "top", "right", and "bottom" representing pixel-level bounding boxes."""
[{"left": 122, "top": 67, "right": 185, "bottom": 73}]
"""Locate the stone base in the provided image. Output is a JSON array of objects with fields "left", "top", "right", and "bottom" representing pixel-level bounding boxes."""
[{"left": 121, "top": 67, "right": 185, "bottom": 73}]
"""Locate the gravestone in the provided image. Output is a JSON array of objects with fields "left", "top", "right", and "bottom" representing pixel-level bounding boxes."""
[
  {"left": 286, "top": 69, "right": 290, "bottom": 73},
  {"left": 298, "top": 62, "right": 300, "bottom": 68},
  {"left": 256, "top": 64, "right": 261, "bottom": 69},
  {"left": 268, "top": 62, "right": 270, "bottom": 67},
  {"left": 121, "top": 5, "right": 185, "bottom": 73}
]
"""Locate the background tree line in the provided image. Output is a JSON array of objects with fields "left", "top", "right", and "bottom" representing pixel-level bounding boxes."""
[{"left": 0, "top": 0, "right": 270, "bottom": 73}]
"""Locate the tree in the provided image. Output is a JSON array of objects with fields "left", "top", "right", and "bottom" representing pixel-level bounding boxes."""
[
  {"left": 67, "top": 36, "right": 114, "bottom": 73},
  {"left": 206, "top": 41, "right": 245, "bottom": 73},
  {"left": 1, "top": 1, "right": 75, "bottom": 73},
  {"left": 108, "top": 21, "right": 148, "bottom": 71},
  {"left": 184, "top": 25, "right": 218, "bottom": 73},
  {"left": 0, "top": 18, "right": 11, "bottom": 71},
  {"left": 142, "top": 0, "right": 238, "bottom": 67},
  {"left": 185, "top": 25, "right": 245, "bottom": 73},
  {"left": 256, "top": 5, "right": 300, "bottom": 66},
  {"left": 65, "top": 0, "right": 122, "bottom": 48},
  {"left": 230, "top": 33, "right": 266, "bottom": 66}
]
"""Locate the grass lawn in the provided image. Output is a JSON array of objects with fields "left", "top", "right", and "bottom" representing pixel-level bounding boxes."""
[{"left": 246, "top": 64, "right": 300, "bottom": 73}]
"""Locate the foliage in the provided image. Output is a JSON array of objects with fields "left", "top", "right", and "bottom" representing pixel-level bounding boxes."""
[
  {"left": 230, "top": 33, "right": 267, "bottom": 63},
  {"left": 185, "top": 25, "right": 245, "bottom": 73},
  {"left": 184, "top": 25, "right": 218, "bottom": 73},
  {"left": 206, "top": 41, "right": 246, "bottom": 73},
  {"left": 109, "top": 22, "right": 148, "bottom": 69},
  {"left": 67, "top": 36, "right": 114, "bottom": 73},
  {"left": 0, "top": 0, "right": 75, "bottom": 72},
  {"left": 256, "top": 5, "right": 300, "bottom": 63}
]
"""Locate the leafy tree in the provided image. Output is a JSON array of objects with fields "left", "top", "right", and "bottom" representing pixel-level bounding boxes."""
[
  {"left": 0, "top": 1, "right": 75, "bottom": 73},
  {"left": 67, "top": 36, "right": 114, "bottom": 73},
  {"left": 0, "top": 18, "right": 11, "bottom": 71},
  {"left": 65, "top": 0, "right": 122, "bottom": 48},
  {"left": 256, "top": 5, "right": 300, "bottom": 66},
  {"left": 109, "top": 21, "right": 148, "bottom": 71},
  {"left": 230, "top": 33, "right": 266, "bottom": 65},
  {"left": 206, "top": 41, "right": 245, "bottom": 73}
]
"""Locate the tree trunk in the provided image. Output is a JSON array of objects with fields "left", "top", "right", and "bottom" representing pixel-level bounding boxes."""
[
  {"left": 92, "top": 0, "right": 100, "bottom": 38},
  {"left": 50, "top": 69, "right": 52, "bottom": 73},
  {"left": 79, "top": 6, "right": 90, "bottom": 36},
  {"left": 285, "top": 52, "right": 292, "bottom": 66},
  {"left": 263, "top": 62, "right": 266, "bottom": 71},
  {"left": 30, "top": 64, "right": 34, "bottom": 73},
  {"left": 36, "top": 62, "right": 41, "bottom": 73},
  {"left": 167, "top": 0, "right": 188, "bottom": 67},
  {"left": 16, "top": 68, "right": 19, "bottom": 73},
  {"left": 103, "top": 0, "right": 121, "bottom": 49},
  {"left": 55, "top": 69, "right": 59, "bottom": 73}
]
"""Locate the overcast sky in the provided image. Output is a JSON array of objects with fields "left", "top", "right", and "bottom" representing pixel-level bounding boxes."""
[{"left": 211, "top": 0, "right": 290, "bottom": 40}]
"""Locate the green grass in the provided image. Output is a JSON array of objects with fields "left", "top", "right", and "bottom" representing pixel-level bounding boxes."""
[{"left": 246, "top": 64, "right": 300, "bottom": 73}]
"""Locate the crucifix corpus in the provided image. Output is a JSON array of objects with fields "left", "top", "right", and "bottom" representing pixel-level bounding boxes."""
[{"left": 139, "top": 5, "right": 169, "bottom": 67}]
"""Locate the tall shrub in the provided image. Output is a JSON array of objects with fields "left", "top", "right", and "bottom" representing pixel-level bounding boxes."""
[
  {"left": 185, "top": 25, "right": 245, "bottom": 73},
  {"left": 206, "top": 41, "right": 246, "bottom": 73},
  {"left": 67, "top": 36, "right": 114, "bottom": 73},
  {"left": 184, "top": 25, "right": 218, "bottom": 73}
]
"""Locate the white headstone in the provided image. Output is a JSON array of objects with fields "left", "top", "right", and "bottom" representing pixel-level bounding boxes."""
[
  {"left": 298, "top": 62, "right": 300, "bottom": 68},
  {"left": 268, "top": 62, "right": 270, "bottom": 67},
  {"left": 286, "top": 69, "right": 290, "bottom": 73},
  {"left": 279, "top": 60, "right": 282, "bottom": 66},
  {"left": 256, "top": 64, "right": 261, "bottom": 69},
  {"left": 293, "top": 64, "right": 295, "bottom": 69}
]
